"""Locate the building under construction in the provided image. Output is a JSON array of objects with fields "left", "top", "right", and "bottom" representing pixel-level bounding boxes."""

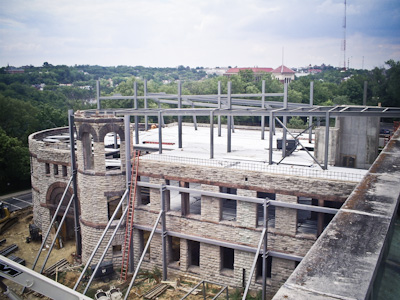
[{"left": 28, "top": 80, "right": 400, "bottom": 299}]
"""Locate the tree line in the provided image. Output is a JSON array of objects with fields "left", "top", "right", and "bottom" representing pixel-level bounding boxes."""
[{"left": 0, "top": 61, "right": 399, "bottom": 194}]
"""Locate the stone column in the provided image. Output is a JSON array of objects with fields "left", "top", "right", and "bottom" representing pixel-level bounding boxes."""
[
  {"left": 201, "top": 184, "right": 221, "bottom": 222},
  {"left": 237, "top": 189, "right": 257, "bottom": 228},
  {"left": 275, "top": 194, "right": 297, "bottom": 235}
]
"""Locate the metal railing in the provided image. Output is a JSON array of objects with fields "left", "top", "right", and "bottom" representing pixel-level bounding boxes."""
[{"left": 141, "top": 154, "right": 365, "bottom": 182}]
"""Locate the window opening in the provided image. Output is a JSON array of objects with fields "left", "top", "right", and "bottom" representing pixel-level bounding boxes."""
[
  {"left": 188, "top": 240, "right": 200, "bottom": 267},
  {"left": 220, "top": 187, "right": 237, "bottom": 221},
  {"left": 342, "top": 155, "right": 356, "bottom": 168},
  {"left": 189, "top": 182, "right": 201, "bottom": 215},
  {"left": 108, "top": 196, "right": 123, "bottom": 220},
  {"left": 113, "top": 245, "right": 122, "bottom": 253},
  {"left": 168, "top": 236, "right": 180, "bottom": 266},
  {"left": 221, "top": 247, "right": 234, "bottom": 270},
  {"left": 62, "top": 165, "right": 67, "bottom": 177},
  {"left": 257, "top": 192, "right": 276, "bottom": 228},
  {"left": 168, "top": 180, "right": 180, "bottom": 211},
  {"left": 82, "top": 132, "right": 94, "bottom": 170},
  {"left": 45, "top": 163, "right": 50, "bottom": 174},
  {"left": 256, "top": 254, "right": 272, "bottom": 280},
  {"left": 53, "top": 164, "right": 59, "bottom": 176},
  {"left": 138, "top": 176, "right": 150, "bottom": 205},
  {"left": 139, "top": 230, "right": 150, "bottom": 259},
  {"left": 297, "top": 197, "right": 317, "bottom": 235},
  {"left": 181, "top": 181, "right": 190, "bottom": 216},
  {"left": 105, "top": 132, "right": 121, "bottom": 170}
]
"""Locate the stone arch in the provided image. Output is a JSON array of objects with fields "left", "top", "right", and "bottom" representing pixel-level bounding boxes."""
[
  {"left": 45, "top": 182, "right": 78, "bottom": 241},
  {"left": 98, "top": 123, "right": 125, "bottom": 143},
  {"left": 77, "top": 123, "right": 98, "bottom": 142}
]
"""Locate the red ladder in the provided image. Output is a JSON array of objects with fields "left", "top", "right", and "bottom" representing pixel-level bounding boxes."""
[{"left": 120, "top": 149, "right": 140, "bottom": 281}]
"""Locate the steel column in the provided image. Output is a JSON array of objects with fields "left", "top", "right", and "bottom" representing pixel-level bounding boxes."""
[
  {"left": 144, "top": 79, "right": 148, "bottom": 130},
  {"left": 269, "top": 111, "right": 274, "bottom": 164},
  {"left": 192, "top": 103, "right": 198, "bottom": 130},
  {"left": 324, "top": 111, "right": 330, "bottom": 170},
  {"left": 124, "top": 115, "right": 131, "bottom": 189},
  {"left": 218, "top": 81, "right": 222, "bottom": 137},
  {"left": 309, "top": 81, "right": 314, "bottom": 143},
  {"left": 282, "top": 80, "right": 288, "bottom": 158},
  {"left": 158, "top": 111, "right": 163, "bottom": 154},
  {"left": 68, "top": 110, "right": 82, "bottom": 256},
  {"left": 227, "top": 81, "right": 232, "bottom": 153},
  {"left": 210, "top": 110, "right": 214, "bottom": 159},
  {"left": 96, "top": 80, "right": 100, "bottom": 110},
  {"left": 134, "top": 81, "right": 139, "bottom": 145},
  {"left": 161, "top": 185, "right": 167, "bottom": 281},
  {"left": 262, "top": 199, "right": 269, "bottom": 300},
  {"left": 261, "top": 80, "right": 266, "bottom": 140},
  {"left": 178, "top": 80, "right": 183, "bottom": 148}
]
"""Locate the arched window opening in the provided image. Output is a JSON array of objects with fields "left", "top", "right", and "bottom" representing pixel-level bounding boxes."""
[
  {"left": 104, "top": 132, "right": 121, "bottom": 170},
  {"left": 47, "top": 185, "right": 76, "bottom": 241},
  {"left": 82, "top": 132, "right": 94, "bottom": 170}
]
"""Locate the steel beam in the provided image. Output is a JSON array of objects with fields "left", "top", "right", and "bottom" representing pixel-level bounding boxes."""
[
  {"left": 40, "top": 195, "right": 75, "bottom": 274},
  {"left": 83, "top": 203, "right": 131, "bottom": 295},
  {"left": 73, "top": 190, "right": 129, "bottom": 291},
  {"left": 124, "top": 212, "right": 163, "bottom": 300},
  {"left": 1, "top": 256, "right": 92, "bottom": 300},
  {"left": 242, "top": 228, "right": 267, "bottom": 299}
]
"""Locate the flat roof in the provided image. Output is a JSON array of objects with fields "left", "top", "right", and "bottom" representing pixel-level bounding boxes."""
[{"left": 135, "top": 123, "right": 367, "bottom": 182}]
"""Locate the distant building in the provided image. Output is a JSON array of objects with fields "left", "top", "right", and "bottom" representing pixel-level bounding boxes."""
[
  {"left": 5, "top": 68, "right": 25, "bottom": 74},
  {"left": 271, "top": 65, "right": 295, "bottom": 83},
  {"left": 223, "top": 66, "right": 296, "bottom": 83}
]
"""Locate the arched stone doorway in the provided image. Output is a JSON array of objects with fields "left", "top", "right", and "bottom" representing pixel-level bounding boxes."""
[{"left": 46, "top": 183, "right": 78, "bottom": 241}]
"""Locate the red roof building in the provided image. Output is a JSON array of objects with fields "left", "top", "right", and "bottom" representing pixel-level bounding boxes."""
[{"left": 271, "top": 65, "right": 295, "bottom": 83}]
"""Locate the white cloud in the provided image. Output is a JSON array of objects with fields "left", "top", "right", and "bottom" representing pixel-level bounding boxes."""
[{"left": 0, "top": 0, "right": 398, "bottom": 69}]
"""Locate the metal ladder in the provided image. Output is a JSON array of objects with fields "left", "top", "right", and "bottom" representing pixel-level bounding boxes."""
[{"left": 120, "top": 150, "right": 140, "bottom": 281}]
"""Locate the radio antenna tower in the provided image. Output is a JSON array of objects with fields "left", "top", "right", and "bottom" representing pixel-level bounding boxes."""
[{"left": 342, "top": 0, "right": 347, "bottom": 70}]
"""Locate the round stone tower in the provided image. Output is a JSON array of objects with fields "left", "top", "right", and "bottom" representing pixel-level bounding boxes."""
[{"left": 74, "top": 111, "right": 127, "bottom": 264}]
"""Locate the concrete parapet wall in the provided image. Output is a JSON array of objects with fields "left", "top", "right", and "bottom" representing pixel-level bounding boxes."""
[{"left": 273, "top": 127, "right": 400, "bottom": 300}]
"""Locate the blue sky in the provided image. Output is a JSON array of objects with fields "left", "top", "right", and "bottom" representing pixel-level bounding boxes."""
[{"left": 0, "top": 0, "right": 399, "bottom": 69}]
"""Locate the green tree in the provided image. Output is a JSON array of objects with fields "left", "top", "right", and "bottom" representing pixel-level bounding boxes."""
[{"left": 0, "top": 127, "right": 30, "bottom": 193}]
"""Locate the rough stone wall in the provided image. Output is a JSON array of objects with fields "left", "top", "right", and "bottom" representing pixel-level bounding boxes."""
[
  {"left": 29, "top": 129, "right": 72, "bottom": 241},
  {"left": 138, "top": 160, "right": 354, "bottom": 201},
  {"left": 129, "top": 159, "right": 356, "bottom": 296}
]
